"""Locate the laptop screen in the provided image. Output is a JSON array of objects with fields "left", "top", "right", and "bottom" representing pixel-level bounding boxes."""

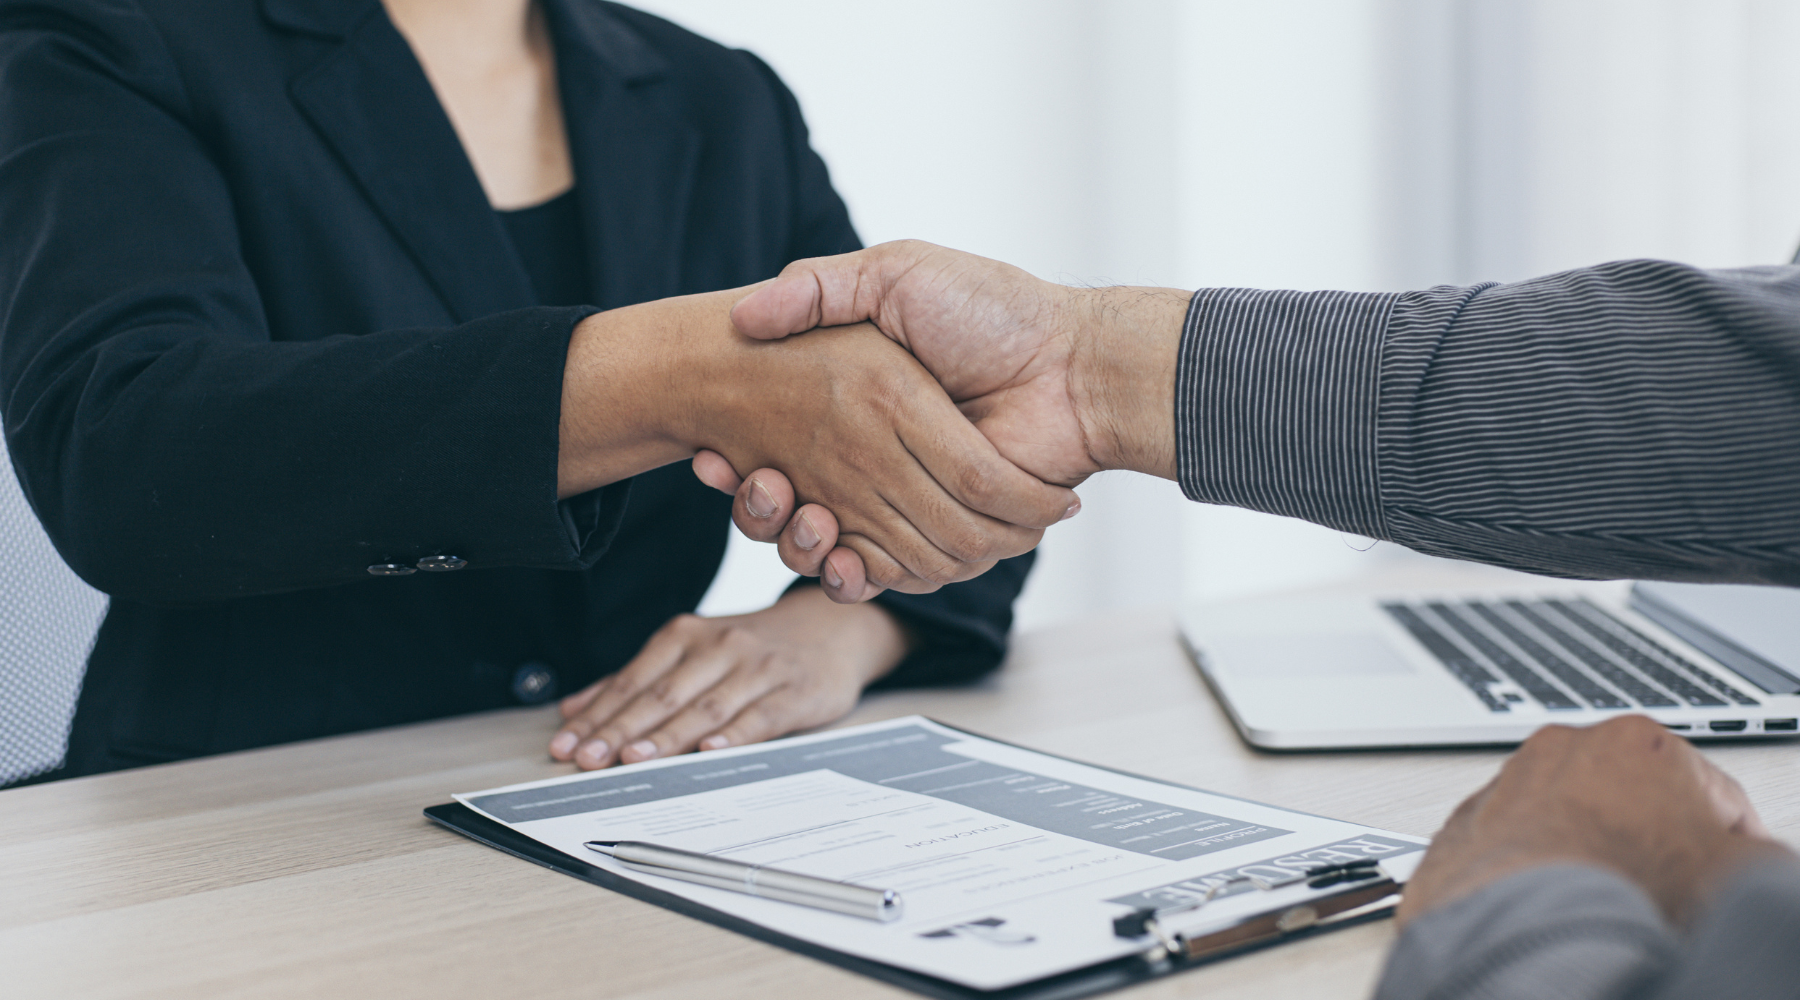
[{"left": 1631, "top": 582, "right": 1800, "bottom": 694}]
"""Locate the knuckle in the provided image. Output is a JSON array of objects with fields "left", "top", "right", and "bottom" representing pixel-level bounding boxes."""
[
  {"left": 953, "top": 461, "right": 1001, "bottom": 510},
  {"left": 942, "top": 558, "right": 997, "bottom": 585},
  {"left": 642, "top": 680, "right": 684, "bottom": 712},
  {"left": 872, "top": 565, "right": 924, "bottom": 593},
  {"left": 862, "top": 557, "right": 908, "bottom": 591},
  {"left": 868, "top": 379, "right": 908, "bottom": 417},
  {"left": 741, "top": 654, "right": 780, "bottom": 682},
  {"left": 939, "top": 521, "right": 999, "bottom": 564},
  {"left": 690, "top": 694, "right": 732, "bottom": 725},
  {"left": 718, "top": 628, "right": 767, "bottom": 659},
  {"left": 917, "top": 550, "right": 963, "bottom": 587},
  {"left": 660, "top": 614, "right": 703, "bottom": 640},
  {"left": 574, "top": 690, "right": 626, "bottom": 722},
  {"left": 885, "top": 575, "right": 941, "bottom": 595},
  {"left": 729, "top": 706, "right": 772, "bottom": 738},
  {"left": 1526, "top": 723, "right": 1575, "bottom": 747}
]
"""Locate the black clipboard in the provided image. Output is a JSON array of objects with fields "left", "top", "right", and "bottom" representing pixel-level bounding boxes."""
[{"left": 425, "top": 724, "right": 1405, "bottom": 1000}]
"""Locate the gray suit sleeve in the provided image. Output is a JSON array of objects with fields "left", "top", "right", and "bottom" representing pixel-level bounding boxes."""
[
  {"left": 1173, "top": 261, "right": 1800, "bottom": 585},
  {"left": 1643, "top": 858, "right": 1800, "bottom": 1000},
  {"left": 1374, "top": 865, "right": 1675, "bottom": 1000},
  {"left": 1375, "top": 859, "right": 1800, "bottom": 1000}
]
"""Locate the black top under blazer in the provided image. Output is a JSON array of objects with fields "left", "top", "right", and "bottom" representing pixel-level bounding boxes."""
[{"left": 0, "top": 0, "right": 1031, "bottom": 777}]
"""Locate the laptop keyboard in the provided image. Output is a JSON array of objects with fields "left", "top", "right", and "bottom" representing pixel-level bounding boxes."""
[{"left": 1380, "top": 598, "right": 1757, "bottom": 713}]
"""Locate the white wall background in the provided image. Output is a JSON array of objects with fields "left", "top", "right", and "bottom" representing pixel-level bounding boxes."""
[{"left": 660, "top": 0, "right": 1800, "bottom": 629}]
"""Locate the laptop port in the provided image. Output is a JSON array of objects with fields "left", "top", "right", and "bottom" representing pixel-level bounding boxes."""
[
  {"left": 1709, "top": 720, "right": 1748, "bottom": 732},
  {"left": 1662, "top": 723, "right": 1692, "bottom": 731},
  {"left": 1765, "top": 719, "right": 1798, "bottom": 732}
]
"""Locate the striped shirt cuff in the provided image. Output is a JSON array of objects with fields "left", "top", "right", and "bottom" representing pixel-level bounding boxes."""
[{"left": 1174, "top": 287, "right": 1398, "bottom": 538}]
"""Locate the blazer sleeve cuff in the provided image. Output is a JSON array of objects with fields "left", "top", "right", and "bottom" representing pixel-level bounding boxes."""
[
  {"left": 1174, "top": 287, "right": 1397, "bottom": 538},
  {"left": 408, "top": 304, "right": 629, "bottom": 575}
]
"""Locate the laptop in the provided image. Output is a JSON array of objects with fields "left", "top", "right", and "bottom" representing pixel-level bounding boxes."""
[{"left": 1177, "top": 581, "right": 1800, "bottom": 749}]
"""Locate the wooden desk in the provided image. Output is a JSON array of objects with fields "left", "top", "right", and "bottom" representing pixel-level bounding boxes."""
[{"left": 6, "top": 569, "right": 1798, "bottom": 999}]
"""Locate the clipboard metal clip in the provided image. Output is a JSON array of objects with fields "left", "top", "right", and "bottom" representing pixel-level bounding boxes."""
[{"left": 1113, "top": 859, "right": 1394, "bottom": 965}]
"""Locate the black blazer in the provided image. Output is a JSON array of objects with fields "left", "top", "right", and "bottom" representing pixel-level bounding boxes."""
[{"left": 0, "top": 0, "right": 1030, "bottom": 777}]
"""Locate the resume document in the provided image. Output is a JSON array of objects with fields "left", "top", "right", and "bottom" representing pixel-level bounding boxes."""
[{"left": 457, "top": 717, "right": 1424, "bottom": 990}]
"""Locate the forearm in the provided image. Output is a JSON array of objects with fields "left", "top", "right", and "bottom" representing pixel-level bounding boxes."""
[{"left": 7, "top": 305, "right": 619, "bottom": 604}]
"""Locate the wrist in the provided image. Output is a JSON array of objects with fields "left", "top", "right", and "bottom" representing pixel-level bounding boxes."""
[
  {"left": 1063, "top": 286, "right": 1188, "bottom": 479},
  {"left": 556, "top": 290, "right": 740, "bottom": 498},
  {"left": 1639, "top": 833, "right": 1792, "bottom": 927},
  {"left": 777, "top": 585, "right": 912, "bottom": 685}
]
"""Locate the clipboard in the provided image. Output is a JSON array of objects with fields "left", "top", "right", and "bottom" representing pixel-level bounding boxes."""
[{"left": 424, "top": 720, "right": 1412, "bottom": 1000}]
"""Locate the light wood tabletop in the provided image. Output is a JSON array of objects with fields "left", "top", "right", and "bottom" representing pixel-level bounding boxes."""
[{"left": 5, "top": 563, "right": 1797, "bottom": 1000}]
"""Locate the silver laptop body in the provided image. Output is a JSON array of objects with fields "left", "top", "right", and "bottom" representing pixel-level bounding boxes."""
[{"left": 1178, "top": 581, "right": 1800, "bottom": 750}]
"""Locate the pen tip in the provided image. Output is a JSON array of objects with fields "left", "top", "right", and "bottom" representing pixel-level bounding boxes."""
[{"left": 584, "top": 840, "right": 619, "bottom": 854}]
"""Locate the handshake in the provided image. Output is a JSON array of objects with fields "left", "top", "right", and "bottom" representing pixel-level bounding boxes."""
[{"left": 567, "top": 239, "right": 1193, "bottom": 602}]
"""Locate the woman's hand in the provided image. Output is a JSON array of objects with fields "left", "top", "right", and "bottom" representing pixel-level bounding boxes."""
[
  {"left": 557, "top": 287, "right": 1077, "bottom": 595},
  {"left": 546, "top": 586, "right": 910, "bottom": 769}
]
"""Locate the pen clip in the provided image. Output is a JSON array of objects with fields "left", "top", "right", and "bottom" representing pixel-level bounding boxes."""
[
  {"left": 1113, "top": 858, "right": 1388, "bottom": 953},
  {"left": 1112, "top": 873, "right": 1258, "bottom": 941},
  {"left": 1302, "top": 858, "right": 1382, "bottom": 889}
]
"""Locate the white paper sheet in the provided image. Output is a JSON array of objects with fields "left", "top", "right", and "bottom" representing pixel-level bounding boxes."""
[{"left": 456, "top": 717, "right": 1425, "bottom": 991}]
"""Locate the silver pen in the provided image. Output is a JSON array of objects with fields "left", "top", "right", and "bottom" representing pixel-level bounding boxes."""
[{"left": 583, "top": 840, "right": 903, "bottom": 922}]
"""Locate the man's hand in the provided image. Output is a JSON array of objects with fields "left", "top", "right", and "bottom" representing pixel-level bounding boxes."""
[
  {"left": 1399, "top": 715, "right": 1787, "bottom": 929},
  {"left": 692, "top": 241, "right": 1190, "bottom": 600},
  {"left": 560, "top": 286, "right": 1077, "bottom": 594},
  {"left": 548, "top": 587, "right": 908, "bottom": 769}
]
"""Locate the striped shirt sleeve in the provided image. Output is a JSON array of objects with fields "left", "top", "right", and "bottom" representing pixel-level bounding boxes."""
[{"left": 1174, "top": 259, "right": 1800, "bottom": 586}]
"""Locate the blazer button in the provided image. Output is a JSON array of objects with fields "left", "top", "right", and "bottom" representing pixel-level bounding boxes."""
[
  {"left": 367, "top": 563, "right": 417, "bottom": 576},
  {"left": 416, "top": 555, "right": 467, "bottom": 572},
  {"left": 511, "top": 662, "right": 558, "bottom": 705}
]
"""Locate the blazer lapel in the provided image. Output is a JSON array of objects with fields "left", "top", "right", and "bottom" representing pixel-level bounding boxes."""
[
  {"left": 275, "top": 0, "right": 537, "bottom": 323},
  {"left": 545, "top": 0, "right": 702, "bottom": 309}
]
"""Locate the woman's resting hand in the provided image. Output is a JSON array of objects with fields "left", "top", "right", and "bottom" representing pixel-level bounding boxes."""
[{"left": 546, "top": 586, "right": 910, "bottom": 769}]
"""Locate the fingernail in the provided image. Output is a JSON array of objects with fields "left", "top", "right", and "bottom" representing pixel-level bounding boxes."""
[
  {"left": 1061, "top": 499, "right": 1082, "bottom": 521},
  {"left": 550, "top": 731, "right": 579, "bottom": 757},
  {"left": 576, "top": 740, "right": 609, "bottom": 767},
  {"left": 794, "top": 512, "right": 821, "bottom": 550},
  {"left": 624, "top": 739, "right": 659, "bottom": 762},
  {"left": 823, "top": 560, "right": 844, "bottom": 590},
  {"left": 701, "top": 735, "right": 731, "bottom": 751},
  {"left": 746, "top": 478, "right": 779, "bottom": 519}
]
